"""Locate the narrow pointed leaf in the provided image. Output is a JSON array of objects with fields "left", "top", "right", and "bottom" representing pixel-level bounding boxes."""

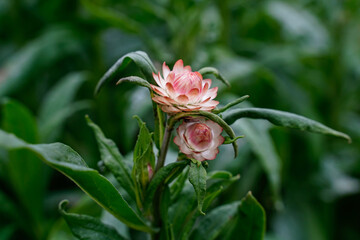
[
  {"left": 228, "top": 192, "right": 266, "bottom": 240},
  {"left": 0, "top": 130, "right": 154, "bottom": 233},
  {"left": 116, "top": 76, "right": 151, "bottom": 90},
  {"left": 198, "top": 67, "right": 230, "bottom": 87},
  {"left": 189, "top": 162, "right": 207, "bottom": 215},
  {"left": 38, "top": 72, "right": 87, "bottom": 142},
  {"left": 0, "top": 28, "right": 82, "bottom": 97},
  {"left": 190, "top": 201, "right": 241, "bottom": 240},
  {"left": 1, "top": 99, "right": 45, "bottom": 228},
  {"left": 59, "top": 200, "right": 127, "bottom": 240},
  {"left": 95, "top": 51, "right": 157, "bottom": 94},
  {"left": 132, "top": 116, "right": 156, "bottom": 207},
  {"left": 86, "top": 116, "right": 136, "bottom": 201},
  {"left": 224, "top": 108, "right": 351, "bottom": 142}
]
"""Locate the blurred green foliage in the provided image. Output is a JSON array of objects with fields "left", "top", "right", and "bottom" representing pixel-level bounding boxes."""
[{"left": 0, "top": 0, "right": 359, "bottom": 239}]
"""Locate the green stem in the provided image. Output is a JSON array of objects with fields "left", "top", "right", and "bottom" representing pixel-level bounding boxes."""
[{"left": 155, "top": 117, "right": 173, "bottom": 172}]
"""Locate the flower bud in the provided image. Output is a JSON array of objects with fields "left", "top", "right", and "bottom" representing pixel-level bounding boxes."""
[{"left": 174, "top": 118, "right": 224, "bottom": 161}]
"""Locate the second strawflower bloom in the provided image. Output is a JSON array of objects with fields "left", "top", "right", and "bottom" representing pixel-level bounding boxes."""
[
  {"left": 174, "top": 117, "right": 224, "bottom": 161},
  {"left": 150, "top": 60, "right": 219, "bottom": 113}
]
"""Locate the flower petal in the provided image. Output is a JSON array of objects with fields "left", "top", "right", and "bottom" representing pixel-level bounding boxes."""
[
  {"left": 161, "top": 105, "right": 180, "bottom": 113},
  {"left": 165, "top": 82, "right": 176, "bottom": 97},
  {"left": 201, "top": 148, "right": 219, "bottom": 160},
  {"left": 173, "top": 59, "right": 184, "bottom": 73},
  {"left": 162, "top": 62, "right": 170, "bottom": 79},
  {"left": 176, "top": 95, "right": 189, "bottom": 104},
  {"left": 206, "top": 121, "right": 223, "bottom": 136},
  {"left": 202, "top": 87, "right": 218, "bottom": 100},
  {"left": 150, "top": 84, "right": 167, "bottom": 96},
  {"left": 152, "top": 72, "right": 164, "bottom": 88}
]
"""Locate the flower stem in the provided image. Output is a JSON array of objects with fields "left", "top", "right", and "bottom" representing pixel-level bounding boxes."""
[{"left": 155, "top": 118, "right": 173, "bottom": 172}]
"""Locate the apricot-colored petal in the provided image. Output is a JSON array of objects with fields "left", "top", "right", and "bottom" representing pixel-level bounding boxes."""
[
  {"left": 195, "top": 71, "right": 203, "bottom": 80},
  {"left": 187, "top": 88, "right": 200, "bottom": 102},
  {"left": 184, "top": 65, "right": 192, "bottom": 72},
  {"left": 152, "top": 96, "right": 171, "bottom": 105},
  {"left": 161, "top": 105, "right": 180, "bottom": 113},
  {"left": 176, "top": 95, "right": 189, "bottom": 104},
  {"left": 150, "top": 84, "right": 167, "bottom": 96},
  {"left": 165, "top": 82, "right": 176, "bottom": 97}
]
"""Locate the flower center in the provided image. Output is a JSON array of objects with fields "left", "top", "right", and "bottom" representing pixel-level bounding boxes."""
[
  {"left": 172, "top": 72, "right": 202, "bottom": 95},
  {"left": 186, "top": 123, "right": 213, "bottom": 151}
]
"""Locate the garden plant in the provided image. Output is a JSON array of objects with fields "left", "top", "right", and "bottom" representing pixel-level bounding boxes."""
[{"left": 0, "top": 51, "right": 351, "bottom": 240}]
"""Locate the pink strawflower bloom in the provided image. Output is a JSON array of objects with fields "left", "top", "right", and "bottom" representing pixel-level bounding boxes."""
[
  {"left": 174, "top": 118, "right": 224, "bottom": 161},
  {"left": 150, "top": 60, "right": 219, "bottom": 113}
]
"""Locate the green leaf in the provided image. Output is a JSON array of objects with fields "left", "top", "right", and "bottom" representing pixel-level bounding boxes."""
[
  {"left": 168, "top": 183, "right": 197, "bottom": 239},
  {"left": 132, "top": 116, "right": 156, "bottom": 208},
  {"left": 59, "top": 200, "right": 127, "bottom": 240},
  {"left": 2, "top": 99, "right": 38, "bottom": 143},
  {"left": 226, "top": 192, "right": 266, "bottom": 240},
  {"left": 224, "top": 108, "right": 351, "bottom": 142},
  {"left": 190, "top": 201, "right": 240, "bottom": 240},
  {"left": 170, "top": 166, "right": 189, "bottom": 201},
  {"left": 38, "top": 72, "right": 88, "bottom": 142},
  {"left": 159, "top": 186, "right": 174, "bottom": 240},
  {"left": 188, "top": 162, "right": 207, "bottom": 215},
  {"left": 197, "top": 67, "right": 230, "bottom": 87},
  {"left": 145, "top": 161, "right": 188, "bottom": 210},
  {"left": 95, "top": 51, "right": 157, "bottom": 94},
  {"left": 116, "top": 76, "right": 152, "bottom": 90},
  {"left": 0, "top": 28, "right": 82, "bottom": 97},
  {"left": 1, "top": 99, "right": 45, "bottom": 233},
  {"left": 86, "top": 116, "right": 136, "bottom": 201},
  {"left": 0, "top": 224, "right": 15, "bottom": 240},
  {"left": 0, "top": 130, "right": 154, "bottom": 233},
  {"left": 80, "top": 0, "right": 142, "bottom": 34}
]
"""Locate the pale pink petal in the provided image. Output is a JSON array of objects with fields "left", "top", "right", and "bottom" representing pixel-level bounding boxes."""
[
  {"left": 202, "top": 79, "right": 212, "bottom": 87},
  {"left": 166, "top": 72, "right": 175, "bottom": 83},
  {"left": 173, "top": 59, "right": 184, "bottom": 73},
  {"left": 184, "top": 65, "right": 192, "bottom": 72},
  {"left": 152, "top": 96, "right": 171, "bottom": 105},
  {"left": 210, "top": 135, "right": 225, "bottom": 149},
  {"left": 200, "top": 100, "right": 219, "bottom": 108},
  {"left": 187, "top": 88, "right": 200, "bottom": 102},
  {"left": 165, "top": 82, "right": 176, "bottom": 97},
  {"left": 195, "top": 72, "right": 203, "bottom": 80},
  {"left": 161, "top": 105, "right": 180, "bottom": 113},
  {"left": 161, "top": 96, "right": 176, "bottom": 104},
  {"left": 176, "top": 95, "right": 189, "bottom": 104},
  {"left": 201, "top": 148, "right": 219, "bottom": 160},
  {"left": 206, "top": 121, "right": 223, "bottom": 136},
  {"left": 162, "top": 62, "right": 170, "bottom": 79},
  {"left": 150, "top": 84, "right": 167, "bottom": 96},
  {"left": 152, "top": 72, "right": 164, "bottom": 88},
  {"left": 202, "top": 87, "right": 218, "bottom": 100},
  {"left": 190, "top": 152, "right": 206, "bottom": 161}
]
